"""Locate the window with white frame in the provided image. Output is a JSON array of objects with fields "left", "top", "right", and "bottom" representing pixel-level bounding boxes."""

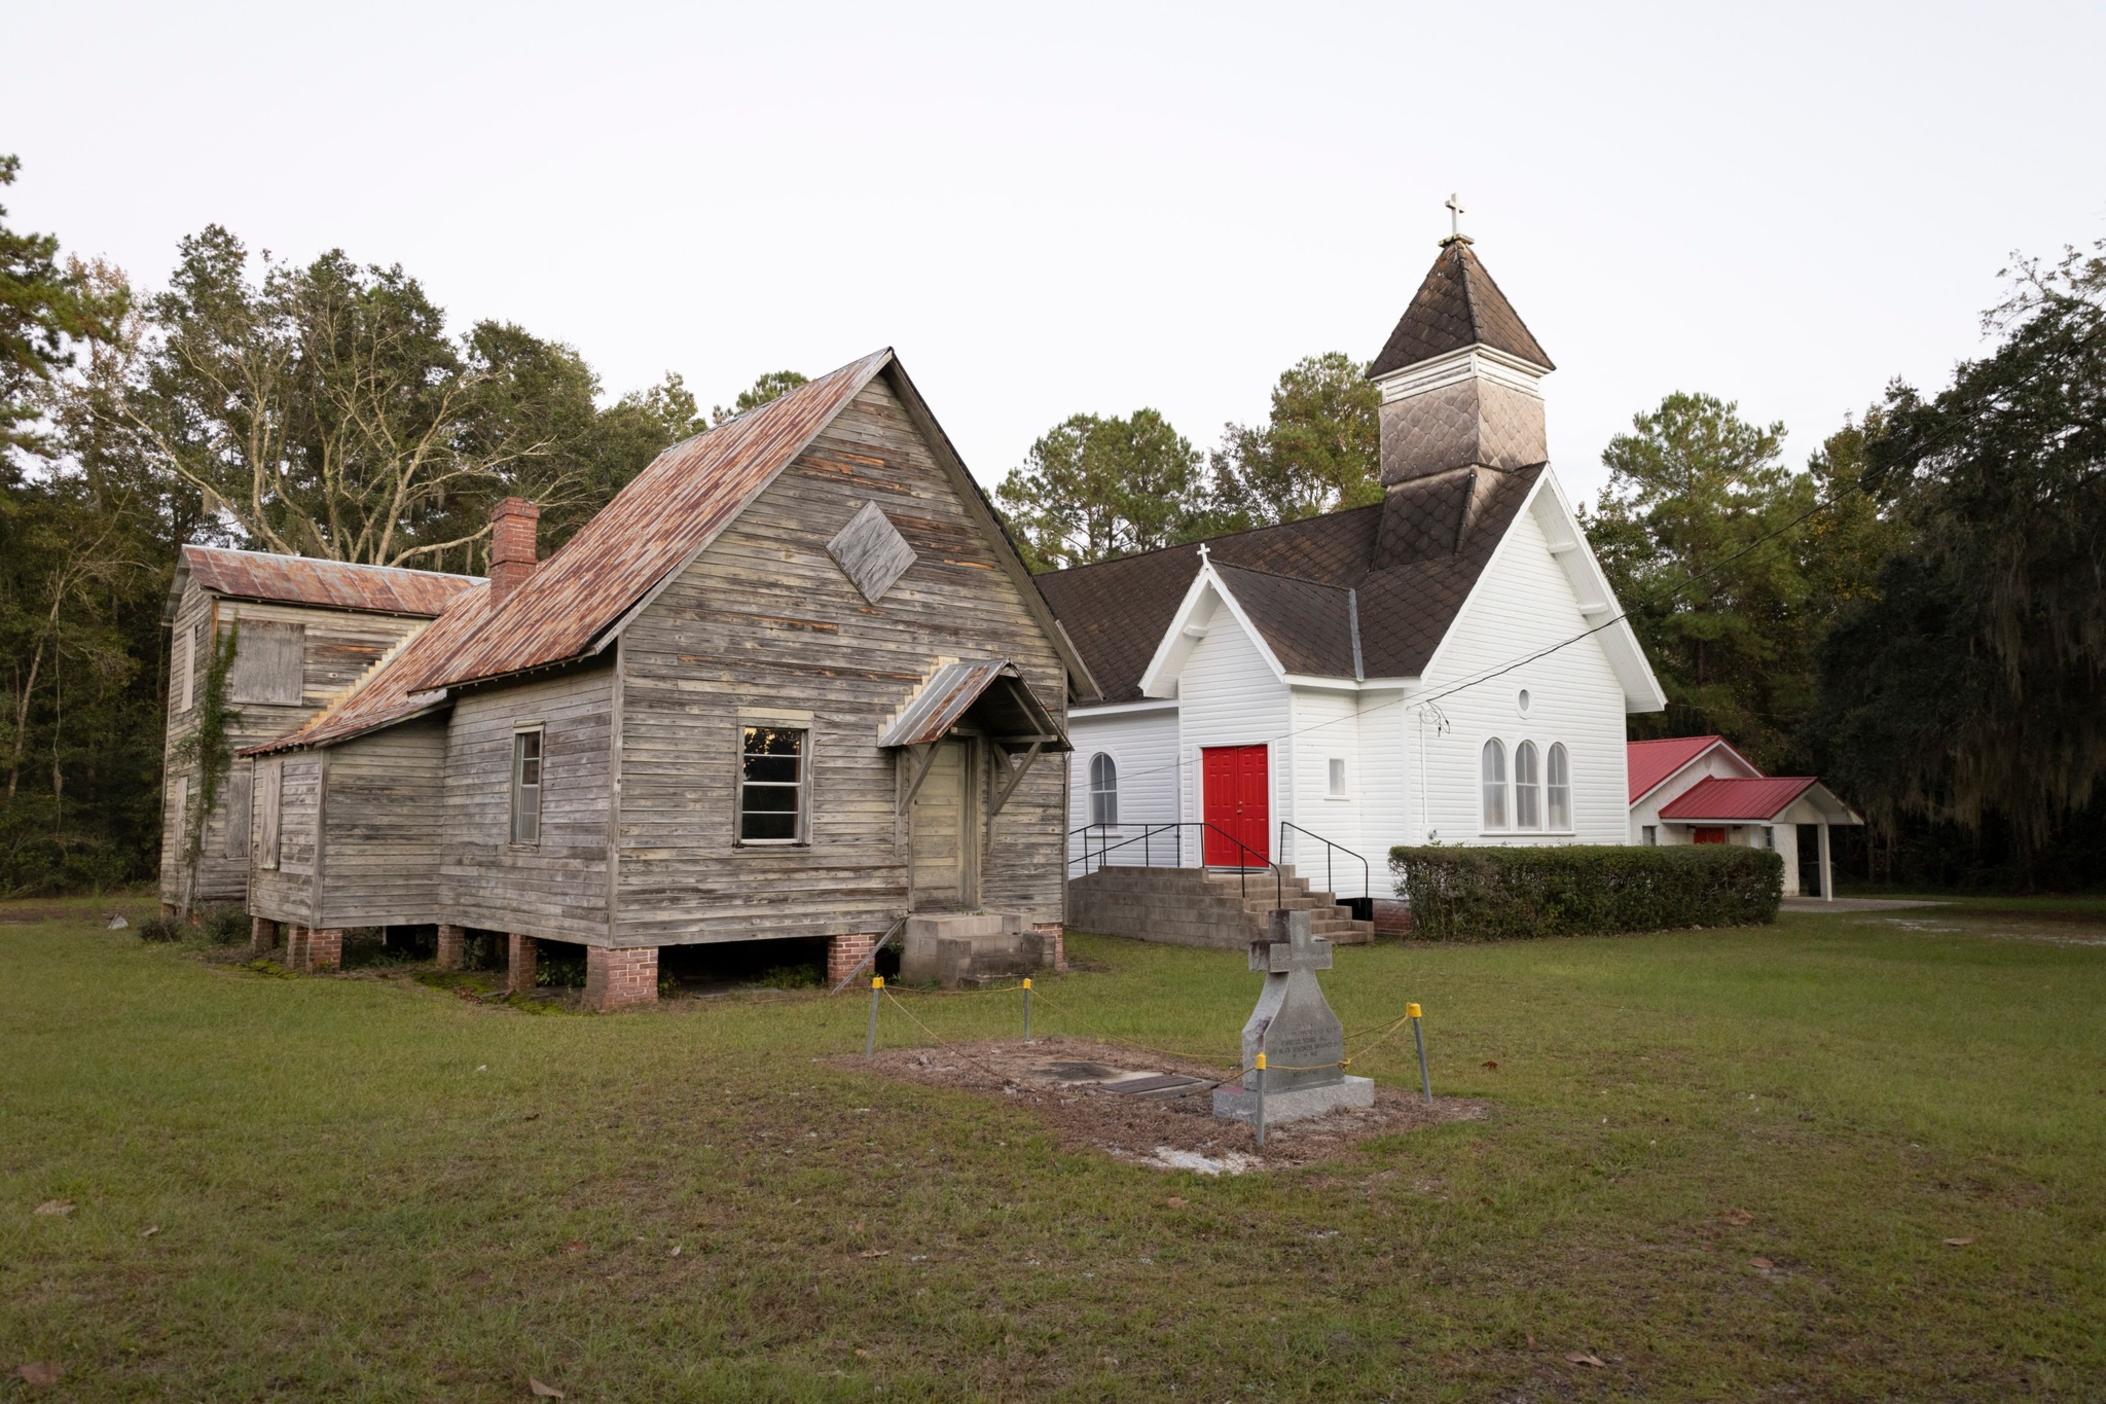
[
  {"left": 738, "top": 725, "right": 807, "bottom": 844},
  {"left": 1327, "top": 757, "right": 1347, "bottom": 798},
  {"left": 1480, "top": 739, "right": 1508, "bottom": 830},
  {"left": 1514, "top": 741, "right": 1541, "bottom": 829},
  {"left": 1088, "top": 753, "right": 1118, "bottom": 827},
  {"left": 511, "top": 728, "right": 543, "bottom": 846},
  {"left": 1547, "top": 742, "right": 1571, "bottom": 830}
]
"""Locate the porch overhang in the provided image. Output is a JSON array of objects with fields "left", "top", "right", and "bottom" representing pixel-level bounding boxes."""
[
  {"left": 882, "top": 660, "right": 1071, "bottom": 819},
  {"left": 1658, "top": 777, "right": 1863, "bottom": 826}
]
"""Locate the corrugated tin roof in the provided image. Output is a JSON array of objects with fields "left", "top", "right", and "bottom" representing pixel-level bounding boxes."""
[
  {"left": 877, "top": 660, "right": 1069, "bottom": 750},
  {"left": 1658, "top": 775, "right": 1820, "bottom": 821},
  {"left": 179, "top": 545, "right": 480, "bottom": 618},
  {"left": 1627, "top": 735, "right": 1733, "bottom": 803},
  {"left": 407, "top": 349, "right": 895, "bottom": 692},
  {"left": 243, "top": 583, "right": 496, "bottom": 754}
]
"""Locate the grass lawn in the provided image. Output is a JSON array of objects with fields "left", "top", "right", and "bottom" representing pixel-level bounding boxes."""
[{"left": 3, "top": 900, "right": 2103, "bottom": 1400}]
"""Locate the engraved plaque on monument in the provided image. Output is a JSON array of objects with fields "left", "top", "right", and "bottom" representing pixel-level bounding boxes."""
[{"left": 1213, "top": 909, "right": 1375, "bottom": 1126}]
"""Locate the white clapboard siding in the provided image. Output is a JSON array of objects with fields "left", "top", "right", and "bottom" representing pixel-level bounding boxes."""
[
  {"left": 1173, "top": 592, "right": 1291, "bottom": 868},
  {"left": 1066, "top": 705, "right": 1179, "bottom": 868},
  {"left": 1406, "top": 500, "right": 1629, "bottom": 847}
]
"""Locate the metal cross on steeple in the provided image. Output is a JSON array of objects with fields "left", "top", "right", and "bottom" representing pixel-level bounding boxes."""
[{"left": 1444, "top": 192, "right": 1466, "bottom": 242}]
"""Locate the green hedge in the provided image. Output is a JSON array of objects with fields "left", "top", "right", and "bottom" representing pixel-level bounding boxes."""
[{"left": 1388, "top": 844, "right": 1784, "bottom": 941}]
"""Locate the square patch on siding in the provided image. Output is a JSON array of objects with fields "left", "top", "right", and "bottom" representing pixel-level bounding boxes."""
[{"left": 828, "top": 501, "right": 917, "bottom": 603}]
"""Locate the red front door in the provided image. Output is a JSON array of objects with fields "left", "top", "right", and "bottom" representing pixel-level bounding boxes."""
[
  {"left": 1202, "top": 745, "right": 1269, "bottom": 867},
  {"left": 1692, "top": 827, "right": 1728, "bottom": 845}
]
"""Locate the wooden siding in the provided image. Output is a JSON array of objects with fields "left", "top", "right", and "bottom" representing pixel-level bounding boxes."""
[
  {"left": 316, "top": 717, "right": 447, "bottom": 927},
  {"left": 160, "top": 583, "right": 430, "bottom": 910},
  {"left": 612, "top": 376, "right": 1069, "bottom": 948},
  {"left": 439, "top": 665, "right": 614, "bottom": 942},
  {"left": 247, "top": 753, "right": 321, "bottom": 924}
]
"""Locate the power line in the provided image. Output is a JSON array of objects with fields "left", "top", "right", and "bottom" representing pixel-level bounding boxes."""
[{"left": 1073, "top": 477, "right": 1858, "bottom": 804}]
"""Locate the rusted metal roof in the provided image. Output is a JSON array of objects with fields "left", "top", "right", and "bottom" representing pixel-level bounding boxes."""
[
  {"left": 244, "top": 584, "right": 496, "bottom": 755},
  {"left": 178, "top": 545, "right": 480, "bottom": 618},
  {"left": 408, "top": 349, "right": 896, "bottom": 692},
  {"left": 878, "top": 660, "right": 1069, "bottom": 750}
]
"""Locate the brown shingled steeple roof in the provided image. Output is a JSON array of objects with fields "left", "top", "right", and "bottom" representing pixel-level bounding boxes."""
[{"left": 1368, "top": 239, "right": 1554, "bottom": 377}]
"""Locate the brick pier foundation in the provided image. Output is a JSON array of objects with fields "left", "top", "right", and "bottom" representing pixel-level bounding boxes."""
[
  {"left": 301, "top": 928, "right": 343, "bottom": 972},
  {"left": 826, "top": 931, "right": 881, "bottom": 987},
  {"left": 436, "top": 924, "right": 466, "bottom": 971},
  {"left": 585, "top": 946, "right": 657, "bottom": 1012},
  {"left": 507, "top": 934, "right": 538, "bottom": 995},
  {"left": 249, "top": 916, "right": 279, "bottom": 956},
  {"left": 1030, "top": 922, "right": 1067, "bottom": 973}
]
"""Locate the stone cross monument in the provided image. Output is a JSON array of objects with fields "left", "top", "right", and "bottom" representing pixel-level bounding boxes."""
[{"left": 1213, "top": 909, "right": 1375, "bottom": 1126}]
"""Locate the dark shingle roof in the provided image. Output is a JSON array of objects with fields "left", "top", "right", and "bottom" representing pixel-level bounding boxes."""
[
  {"left": 1368, "top": 240, "right": 1554, "bottom": 378},
  {"left": 1036, "top": 464, "right": 1544, "bottom": 702}
]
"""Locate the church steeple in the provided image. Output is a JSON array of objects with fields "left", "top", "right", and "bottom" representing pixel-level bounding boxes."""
[{"left": 1368, "top": 225, "right": 1553, "bottom": 487}]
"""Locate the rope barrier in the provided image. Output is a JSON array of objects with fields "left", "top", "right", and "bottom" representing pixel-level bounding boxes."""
[{"left": 855, "top": 970, "right": 1436, "bottom": 1106}]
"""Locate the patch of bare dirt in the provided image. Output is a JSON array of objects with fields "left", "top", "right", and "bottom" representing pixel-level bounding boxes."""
[{"left": 835, "top": 1035, "right": 1486, "bottom": 1173}]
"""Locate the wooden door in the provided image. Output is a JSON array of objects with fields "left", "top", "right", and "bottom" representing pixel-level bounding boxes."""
[
  {"left": 1692, "top": 826, "right": 1727, "bottom": 845},
  {"left": 910, "top": 741, "right": 976, "bottom": 910},
  {"left": 1201, "top": 744, "right": 1269, "bottom": 867}
]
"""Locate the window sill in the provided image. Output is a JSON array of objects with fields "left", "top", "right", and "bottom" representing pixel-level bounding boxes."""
[
  {"left": 734, "top": 842, "right": 811, "bottom": 853},
  {"left": 1323, "top": 795, "right": 1351, "bottom": 802}
]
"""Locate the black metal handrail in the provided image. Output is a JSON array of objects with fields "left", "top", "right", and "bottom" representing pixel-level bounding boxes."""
[
  {"left": 1279, "top": 821, "right": 1371, "bottom": 902},
  {"left": 1067, "top": 820, "right": 1283, "bottom": 909}
]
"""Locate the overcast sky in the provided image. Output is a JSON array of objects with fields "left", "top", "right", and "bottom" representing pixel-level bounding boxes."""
[{"left": 13, "top": 0, "right": 2104, "bottom": 504}]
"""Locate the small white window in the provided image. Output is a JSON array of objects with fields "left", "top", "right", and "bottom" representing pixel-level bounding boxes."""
[
  {"left": 1642, "top": 824, "right": 1657, "bottom": 846},
  {"left": 1327, "top": 757, "right": 1347, "bottom": 798},
  {"left": 1088, "top": 753, "right": 1118, "bottom": 827},
  {"left": 1514, "top": 741, "right": 1541, "bottom": 829},
  {"left": 1547, "top": 742, "right": 1571, "bottom": 830},
  {"left": 739, "top": 725, "right": 806, "bottom": 844},
  {"left": 511, "top": 728, "right": 544, "bottom": 846},
  {"left": 1481, "top": 739, "right": 1508, "bottom": 830},
  {"left": 1517, "top": 688, "right": 1531, "bottom": 714}
]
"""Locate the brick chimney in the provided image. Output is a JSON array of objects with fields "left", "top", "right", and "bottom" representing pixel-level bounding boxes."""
[{"left": 488, "top": 497, "right": 540, "bottom": 605}]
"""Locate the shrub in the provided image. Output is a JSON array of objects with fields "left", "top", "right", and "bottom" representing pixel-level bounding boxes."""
[
  {"left": 1389, "top": 844, "right": 1783, "bottom": 942},
  {"left": 136, "top": 915, "right": 184, "bottom": 944},
  {"left": 197, "top": 905, "right": 249, "bottom": 947}
]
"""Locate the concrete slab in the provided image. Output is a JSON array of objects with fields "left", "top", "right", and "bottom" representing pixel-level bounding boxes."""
[
  {"left": 1782, "top": 897, "right": 1941, "bottom": 913},
  {"left": 1212, "top": 1075, "right": 1375, "bottom": 1125}
]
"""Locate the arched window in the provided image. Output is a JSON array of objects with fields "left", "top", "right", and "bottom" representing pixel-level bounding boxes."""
[
  {"left": 1514, "top": 740, "right": 1541, "bottom": 829},
  {"left": 1088, "top": 753, "right": 1119, "bottom": 826},
  {"left": 1547, "top": 743, "right": 1571, "bottom": 830},
  {"left": 1480, "top": 739, "right": 1508, "bottom": 830}
]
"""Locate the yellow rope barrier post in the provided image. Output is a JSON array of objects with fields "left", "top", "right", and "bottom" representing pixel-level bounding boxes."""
[
  {"left": 866, "top": 976, "right": 884, "bottom": 1058},
  {"left": 1021, "top": 977, "right": 1032, "bottom": 1040},
  {"left": 1408, "top": 1002, "right": 1432, "bottom": 1104},
  {"left": 1253, "top": 1049, "right": 1268, "bottom": 1148}
]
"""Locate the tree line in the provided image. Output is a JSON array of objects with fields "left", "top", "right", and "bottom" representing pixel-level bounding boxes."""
[{"left": 4, "top": 149, "right": 2100, "bottom": 892}]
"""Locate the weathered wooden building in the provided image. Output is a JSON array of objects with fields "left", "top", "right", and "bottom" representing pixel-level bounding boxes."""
[
  {"left": 239, "top": 351, "right": 1093, "bottom": 1004},
  {"left": 158, "top": 549, "right": 481, "bottom": 915}
]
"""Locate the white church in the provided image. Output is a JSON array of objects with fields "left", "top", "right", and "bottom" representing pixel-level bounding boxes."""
[{"left": 1038, "top": 229, "right": 1669, "bottom": 935}]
